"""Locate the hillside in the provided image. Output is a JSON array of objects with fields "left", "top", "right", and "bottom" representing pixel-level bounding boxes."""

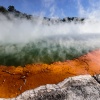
[{"left": 0, "top": 6, "right": 85, "bottom": 23}]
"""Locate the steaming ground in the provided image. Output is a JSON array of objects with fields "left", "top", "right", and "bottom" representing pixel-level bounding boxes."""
[{"left": 0, "top": 14, "right": 100, "bottom": 66}]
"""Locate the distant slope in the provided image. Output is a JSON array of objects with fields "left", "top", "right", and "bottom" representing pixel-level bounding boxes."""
[
  {"left": 0, "top": 5, "right": 85, "bottom": 23},
  {"left": 0, "top": 49, "right": 100, "bottom": 98}
]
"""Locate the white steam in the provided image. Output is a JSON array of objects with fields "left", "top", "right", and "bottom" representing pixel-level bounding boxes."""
[
  {"left": 0, "top": 14, "right": 100, "bottom": 44},
  {"left": 0, "top": 0, "right": 100, "bottom": 43},
  {"left": 0, "top": 0, "right": 100, "bottom": 65},
  {"left": 0, "top": 1, "right": 100, "bottom": 44}
]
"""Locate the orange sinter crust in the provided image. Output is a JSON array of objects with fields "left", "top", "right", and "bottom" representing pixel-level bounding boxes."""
[{"left": 0, "top": 50, "right": 100, "bottom": 98}]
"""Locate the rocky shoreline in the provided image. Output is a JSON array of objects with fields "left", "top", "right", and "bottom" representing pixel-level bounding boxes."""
[{"left": 1, "top": 74, "right": 100, "bottom": 100}]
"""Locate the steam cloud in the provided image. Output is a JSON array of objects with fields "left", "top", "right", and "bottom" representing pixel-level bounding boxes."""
[{"left": 0, "top": 0, "right": 100, "bottom": 66}]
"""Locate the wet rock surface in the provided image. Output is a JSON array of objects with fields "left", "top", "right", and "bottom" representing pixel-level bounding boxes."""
[{"left": 2, "top": 74, "right": 100, "bottom": 100}]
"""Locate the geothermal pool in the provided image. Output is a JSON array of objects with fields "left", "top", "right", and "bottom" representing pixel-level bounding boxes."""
[{"left": 0, "top": 33, "right": 100, "bottom": 66}]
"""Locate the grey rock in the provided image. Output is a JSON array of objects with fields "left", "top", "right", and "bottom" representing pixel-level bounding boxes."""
[
  {"left": 93, "top": 74, "right": 100, "bottom": 83},
  {"left": 1, "top": 74, "right": 100, "bottom": 100}
]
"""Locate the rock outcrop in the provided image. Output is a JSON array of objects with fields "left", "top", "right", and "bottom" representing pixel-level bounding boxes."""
[{"left": 1, "top": 74, "right": 100, "bottom": 100}]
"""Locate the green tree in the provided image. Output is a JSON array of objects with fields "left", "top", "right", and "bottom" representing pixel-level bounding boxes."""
[
  {"left": 0, "top": 6, "right": 7, "bottom": 13},
  {"left": 8, "top": 6, "right": 15, "bottom": 12}
]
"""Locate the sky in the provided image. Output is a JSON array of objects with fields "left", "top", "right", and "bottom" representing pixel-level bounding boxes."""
[{"left": 0, "top": 0, "right": 95, "bottom": 18}]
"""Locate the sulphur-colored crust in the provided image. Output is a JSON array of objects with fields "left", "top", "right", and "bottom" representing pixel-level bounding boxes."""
[{"left": 0, "top": 50, "right": 100, "bottom": 98}]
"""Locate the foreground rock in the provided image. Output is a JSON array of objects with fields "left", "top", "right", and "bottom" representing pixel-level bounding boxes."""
[{"left": 1, "top": 74, "right": 100, "bottom": 100}]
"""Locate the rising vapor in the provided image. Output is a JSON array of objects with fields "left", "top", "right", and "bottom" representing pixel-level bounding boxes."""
[{"left": 0, "top": 0, "right": 100, "bottom": 66}]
